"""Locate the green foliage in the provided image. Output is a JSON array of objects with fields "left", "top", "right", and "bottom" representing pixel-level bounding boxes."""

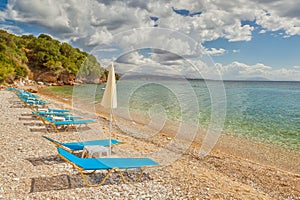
[
  {"left": 0, "top": 54, "right": 16, "bottom": 82},
  {"left": 15, "top": 64, "right": 29, "bottom": 79},
  {"left": 78, "top": 55, "right": 104, "bottom": 80},
  {"left": 101, "top": 69, "right": 120, "bottom": 81},
  {"left": 0, "top": 30, "right": 108, "bottom": 84}
]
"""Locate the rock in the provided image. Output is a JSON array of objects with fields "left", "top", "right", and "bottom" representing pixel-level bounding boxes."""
[
  {"left": 35, "top": 71, "right": 58, "bottom": 83},
  {"left": 25, "top": 86, "right": 38, "bottom": 93},
  {"left": 58, "top": 72, "right": 76, "bottom": 85},
  {"left": 57, "top": 81, "right": 64, "bottom": 86},
  {"left": 51, "top": 82, "right": 58, "bottom": 86},
  {"left": 5, "top": 76, "right": 14, "bottom": 84},
  {"left": 72, "top": 82, "right": 81, "bottom": 86},
  {"left": 76, "top": 80, "right": 83, "bottom": 84},
  {"left": 44, "top": 82, "right": 51, "bottom": 86}
]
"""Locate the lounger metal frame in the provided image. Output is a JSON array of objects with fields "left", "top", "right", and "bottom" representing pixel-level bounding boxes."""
[{"left": 57, "top": 148, "right": 157, "bottom": 187}]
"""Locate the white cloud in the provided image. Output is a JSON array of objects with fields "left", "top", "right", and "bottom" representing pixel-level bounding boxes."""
[
  {"left": 88, "top": 27, "right": 113, "bottom": 46},
  {"left": 256, "top": 11, "right": 300, "bottom": 36},
  {"left": 112, "top": 49, "right": 221, "bottom": 80},
  {"left": 259, "top": 29, "right": 267, "bottom": 34},
  {"left": 0, "top": 23, "right": 24, "bottom": 35},
  {"left": 217, "top": 61, "right": 300, "bottom": 81},
  {"left": 109, "top": 49, "right": 300, "bottom": 81},
  {"left": 96, "top": 48, "right": 119, "bottom": 52},
  {"left": 1, "top": 0, "right": 300, "bottom": 81},
  {"left": 5, "top": 0, "right": 72, "bottom": 32},
  {"left": 117, "top": 51, "right": 148, "bottom": 65},
  {"left": 205, "top": 48, "right": 226, "bottom": 56},
  {"left": 204, "top": 48, "right": 240, "bottom": 56},
  {"left": 0, "top": 0, "right": 299, "bottom": 48}
]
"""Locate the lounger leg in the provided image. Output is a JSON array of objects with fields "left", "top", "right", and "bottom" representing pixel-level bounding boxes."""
[
  {"left": 135, "top": 168, "right": 146, "bottom": 182},
  {"left": 71, "top": 125, "right": 76, "bottom": 132},
  {"left": 50, "top": 123, "right": 58, "bottom": 133},
  {"left": 65, "top": 125, "right": 77, "bottom": 132},
  {"left": 55, "top": 125, "right": 59, "bottom": 133},
  {"left": 118, "top": 170, "right": 127, "bottom": 183},
  {"left": 39, "top": 116, "right": 47, "bottom": 125},
  {"left": 80, "top": 169, "right": 113, "bottom": 187},
  {"left": 99, "top": 169, "right": 113, "bottom": 185},
  {"left": 118, "top": 168, "right": 146, "bottom": 183}
]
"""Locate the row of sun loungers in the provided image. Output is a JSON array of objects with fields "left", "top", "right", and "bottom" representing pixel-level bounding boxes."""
[
  {"left": 16, "top": 90, "right": 48, "bottom": 108},
  {"left": 11, "top": 88, "right": 96, "bottom": 132},
  {"left": 8, "top": 87, "right": 159, "bottom": 186}
]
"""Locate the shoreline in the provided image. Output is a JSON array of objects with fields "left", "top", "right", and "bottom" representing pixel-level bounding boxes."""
[
  {"left": 1, "top": 89, "right": 299, "bottom": 199},
  {"left": 39, "top": 87, "right": 300, "bottom": 173}
]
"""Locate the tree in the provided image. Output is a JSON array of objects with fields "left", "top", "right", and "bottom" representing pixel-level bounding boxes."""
[{"left": 0, "top": 30, "right": 109, "bottom": 84}]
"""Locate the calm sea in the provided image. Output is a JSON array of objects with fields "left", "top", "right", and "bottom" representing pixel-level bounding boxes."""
[{"left": 49, "top": 80, "right": 300, "bottom": 151}]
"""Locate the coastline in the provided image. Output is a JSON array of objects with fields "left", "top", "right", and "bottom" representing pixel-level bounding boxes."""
[
  {"left": 1, "top": 88, "right": 299, "bottom": 199},
  {"left": 39, "top": 87, "right": 300, "bottom": 173},
  {"left": 38, "top": 87, "right": 300, "bottom": 196}
]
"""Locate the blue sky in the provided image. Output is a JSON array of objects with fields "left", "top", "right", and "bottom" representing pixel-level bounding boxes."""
[
  {"left": 0, "top": 0, "right": 299, "bottom": 80},
  {"left": 205, "top": 30, "right": 300, "bottom": 69}
]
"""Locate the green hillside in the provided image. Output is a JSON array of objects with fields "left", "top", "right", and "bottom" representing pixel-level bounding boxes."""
[{"left": 0, "top": 30, "right": 107, "bottom": 84}]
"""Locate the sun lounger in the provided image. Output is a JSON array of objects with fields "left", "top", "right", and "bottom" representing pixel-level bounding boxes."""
[
  {"left": 33, "top": 111, "right": 73, "bottom": 117},
  {"left": 37, "top": 108, "right": 70, "bottom": 113},
  {"left": 24, "top": 99, "right": 48, "bottom": 105},
  {"left": 7, "top": 87, "right": 16, "bottom": 91},
  {"left": 17, "top": 95, "right": 48, "bottom": 108},
  {"left": 43, "top": 135, "right": 122, "bottom": 152},
  {"left": 32, "top": 109, "right": 94, "bottom": 132},
  {"left": 45, "top": 118, "right": 96, "bottom": 132},
  {"left": 57, "top": 147, "right": 159, "bottom": 186},
  {"left": 17, "top": 90, "right": 39, "bottom": 99},
  {"left": 33, "top": 113, "right": 82, "bottom": 124}
]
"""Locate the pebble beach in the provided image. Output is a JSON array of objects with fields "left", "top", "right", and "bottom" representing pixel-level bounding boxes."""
[{"left": 1, "top": 89, "right": 300, "bottom": 199}]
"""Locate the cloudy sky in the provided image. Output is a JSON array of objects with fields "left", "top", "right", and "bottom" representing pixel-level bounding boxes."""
[{"left": 0, "top": 0, "right": 300, "bottom": 81}]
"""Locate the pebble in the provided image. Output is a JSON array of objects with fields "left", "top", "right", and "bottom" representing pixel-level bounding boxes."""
[{"left": 0, "top": 90, "right": 299, "bottom": 200}]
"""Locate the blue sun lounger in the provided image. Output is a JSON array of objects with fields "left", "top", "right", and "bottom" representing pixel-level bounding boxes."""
[
  {"left": 43, "top": 135, "right": 122, "bottom": 152},
  {"left": 33, "top": 113, "right": 82, "bottom": 124},
  {"left": 33, "top": 109, "right": 95, "bottom": 132},
  {"left": 57, "top": 147, "right": 159, "bottom": 186},
  {"left": 33, "top": 111, "right": 74, "bottom": 118},
  {"left": 24, "top": 99, "right": 48, "bottom": 107},
  {"left": 47, "top": 119, "right": 96, "bottom": 132},
  {"left": 47, "top": 108, "right": 70, "bottom": 113},
  {"left": 35, "top": 108, "right": 70, "bottom": 114},
  {"left": 18, "top": 95, "right": 48, "bottom": 108},
  {"left": 7, "top": 87, "right": 16, "bottom": 91},
  {"left": 17, "top": 90, "right": 39, "bottom": 99},
  {"left": 32, "top": 110, "right": 76, "bottom": 123}
]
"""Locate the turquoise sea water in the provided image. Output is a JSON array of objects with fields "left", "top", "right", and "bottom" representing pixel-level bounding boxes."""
[{"left": 49, "top": 80, "right": 300, "bottom": 151}]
